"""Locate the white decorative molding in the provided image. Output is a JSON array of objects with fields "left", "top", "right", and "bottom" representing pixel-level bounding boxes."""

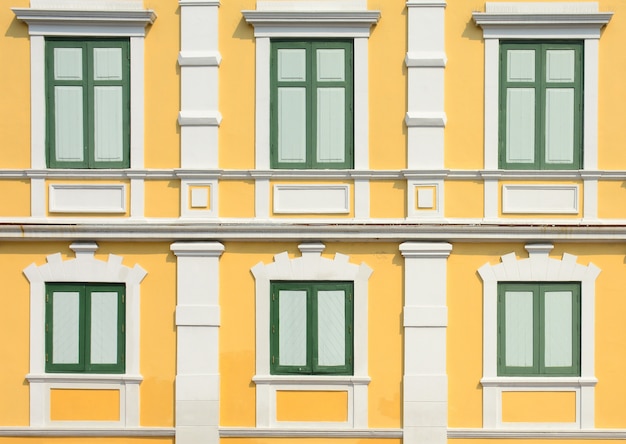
[
  {"left": 181, "top": 179, "right": 218, "bottom": 218},
  {"left": 170, "top": 242, "right": 225, "bottom": 444},
  {"left": 22, "top": 242, "right": 147, "bottom": 428},
  {"left": 473, "top": 2, "right": 612, "bottom": 171},
  {"left": 405, "top": 52, "right": 447, "bottom": 68},
  {"left": 502, "top": 185, "right": 579, "bottom": 214},
  {"left": 250, "top": 243, "right": 373, "bottom": 429},
  {"left": 273, "top": 184, "right": 350, "bottom": 214},
  {"left": 179, "top": 0, "right": 221, "bottom": 170},
  {"left": 49, "top": 184, "right": 127, "bottom": 214},
  {"left": 407, "top": 180, "right": 444, "bottom": 219},
  {"left": 0, "top": 427, "right": 175, "bottom": 437},
  {"left": 400, "top": 242, "right": 452, "bottom": 444},
  {"left": 449, "top": 428, "right": 626, "bottom": 439},
  {"left": 220, "top": 427, "right": 403, "bottom": 438},
  {"left": 243, "top": 1, "right": 380, "bottom": 172},
  {"left": 477, "top": 244, "right": 601, "bottom": 430}
]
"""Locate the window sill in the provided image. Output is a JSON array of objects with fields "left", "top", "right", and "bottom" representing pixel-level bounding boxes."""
[
  {"left": 480, "top": 376, "right": 597, "bottom": 388},
  {"left": 26, "top": 373, "right": 143, "bottom": 384},
  {"left": 253, "top": 375, "right": 370, "bottom": 385}
]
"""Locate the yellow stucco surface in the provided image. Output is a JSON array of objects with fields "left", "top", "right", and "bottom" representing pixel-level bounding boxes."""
[
  {"left": 144, "top": 180, "right": 180, "bottom": 218},
  {"left": 501, "top": 391, "right": 576, "bottom": 423},
  {"left": 50, "top": 389, "right": 120, "bottom": 422},
  {"left": 276, "top": 391, "right": 348, "bottom": 422},
  {"left": 370, "top": 180, "right": 406, "bottom": 219},
  {"left": 219, "top": 180, "right": 256, "bottom": 218},
  {"left": 445, "top": 180, "right": 484, "bottom": 219},
  {"left": 598, "top": 181, "right": 626, "bottom": 219},
  {"left": 0, "top": 180, "right": 30, "bottom": 217}
]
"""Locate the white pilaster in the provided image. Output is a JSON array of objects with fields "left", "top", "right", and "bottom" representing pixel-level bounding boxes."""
[
  {"left": 400, "top": 242, "right": 452, "bottom": 444},
  {"left": 178, "top": 0, "right": 221, "bottom": 170},
  {"left": 171, "top": 241, "right": 224, "bottom": 444}
]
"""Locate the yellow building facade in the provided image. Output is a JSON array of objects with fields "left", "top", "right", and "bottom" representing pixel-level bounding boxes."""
[{"left": 1, "top": 1, "right": 626, "bottom": 444}]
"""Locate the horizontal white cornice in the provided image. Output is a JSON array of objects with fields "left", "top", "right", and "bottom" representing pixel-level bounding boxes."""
[
  {"left": 242, "top": 10, "right": 380, "bottom": 26},
  {"left": 12, "top": 8, "right": 157, "bottom": 26}
]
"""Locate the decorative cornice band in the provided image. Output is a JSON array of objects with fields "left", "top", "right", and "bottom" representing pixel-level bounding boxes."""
[
  {"left": 12, "top": 8, "right": 157, "bottom": 26},
  {"left": 179, "top": 0, "right": 220, "bottom": 6},
  {"left": 0, "top": 428, "right": 175, "bottom": 437},
  {"left": 405, "top": 112, "right": 447, "bottom": 128},
  {"left": 178, "top": 111, "right": 223, "bottom": 126},
  {"left": 242, "top": 10, "right": 381, "bottom": 26},
  {"left": 406, "top": 0, "right": 446, "bottom": 7},
  {"left": 220, "top": 428, "right": 403, "bottom": 438},
  {"left": 170, "top": 241, "right": 225, "bottom": 257},
  {"left": 472, "top": 12, "right": 612, "bottom": 27},
  {"left": 405, "top": 52, "right": 447, "bottom": 67},
  {"left": 400, "top": 242, "right": 453, "bottom": 258},
  {"left": 448, "top": 429, "right": 626, "bottom": 439},
  {"left": 178, "top": 51, "right": 222, "bottom": 66}
]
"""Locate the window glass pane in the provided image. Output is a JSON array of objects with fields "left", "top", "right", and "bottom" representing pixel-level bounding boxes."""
[
  {"left": 317, "top": 88, "right": 345, "bottom": 163},
  {"left": 317, "top": 290, "right": 346, "bottom": 366},
  {"left": 317, "top": 49, "right": 345, "bottom": 81},
  {"left": 54, "top": 47, "right": 83, "bottom": 80},
  {"left": 52, "top": 291, "right": 80, "bottom": 365},
  {"left": 90, "top": 291, "right": 119, "bottom": 365},
  {"left": 55, "top": 86, "right": 84, "bottom": 162},
  {"left": 278, "top": 88, "right": 307, "bottom": 163},
  {"left": 544, "top": 290, "right": 573, "bottom": 367},
  {"left": 546, "top": 50, "right": 575, "bottom": 82},
  {"left": 93, "top": 48, "right": 123, "bottom": 81},
  {"left": 506, "top": 88, "right": 535, "bottom": 163},
  {"left": 94, "top": 86, "right": 124, "bottom": 162},
  {"left": 505, "top": 290, "right": 534, "bottom": 367},
  {"left": 507, "top": 49, "right": 535, "bottom": 82},
  {"left": 278, "top": 49, "right": 306, "bottom": 82},
  {"left": 279, "top": 290, "right": 307, "bottom": 366},
  {"left": 545, "top": 88, "right": 574, "bottom": 164}
]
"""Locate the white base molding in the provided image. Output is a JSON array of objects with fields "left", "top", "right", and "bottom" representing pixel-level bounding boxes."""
[
  {"left": 448, "top": 429, "right": 626, "bottom": 439},
  {"left": 219, "top": 428, "right": 403, "bottom": 438},
  {"left": 0, "top": 428, "right": 174, "bottom": 437}
]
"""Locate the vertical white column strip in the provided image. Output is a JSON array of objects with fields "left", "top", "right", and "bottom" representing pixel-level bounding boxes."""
[
  {"left": 354, "top": 37, "right": 369, "bottom": 170},
  {"left": 484, "top": 38, "right": 499, "bottom": 170},
  {"left": 400, "top": 242, "right": 452, "bottom": 444},
  {"left": 130, "top": 177, "right": 145, "bottom": 219},
  {"left": 354, "top": 178, "right": 370, "bottom": 220},
  {"left": 255, "top": 177, "right": 270, "bottom": 219},
  {"left": 31, "top": 176, "right": 46, "bottom": 218},
  {"left": 31, "top": 35, "right": 46, "bottom": 169},
  {"left": 583, "top": 38, "right": 599, "bottom": 171},
  {"left": 255, "top": 37, "right": 271, "bottom": 170},
  {"left": 130, "top": 36, "right": 145, "bottom": 169}
]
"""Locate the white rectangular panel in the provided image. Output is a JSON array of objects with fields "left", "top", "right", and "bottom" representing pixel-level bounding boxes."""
[
  {"left": 52, "top": 291, "right": 80, "bottom": 365},
  {"left": 278, "top": 49, "right": 306, "bottom": 81},
  {"left": 317, "top": 290, "right": 345, "bottom": 366},
  {"left": 93, "top": 47, "right": 123, "bottom": 80},
  {"left": 54, "top": 47, "right": 82, "bottom": 80},
  {"left": 317, "top": 49, "right": 345, "bottom": 81},
  {"left": 502, "top": 184, "right": 579, "bottom": 214},
  {"left": 504, "top": 290, "right": 534, "bottom": 368},
  {"left": 49, "top": 184, "right": 126, "bottom": 213},
  {"left": 507, "top": 49, "right": 535, "bottom": 82},
  {"left": 546, "top": 50, "right": 575, "bottom": 82},
  {"left": 90, "top": 291, "right": 119, "bottom": 364},
  {"left": 55, "top": 86, "right": 84, "bottom": 162},
  {"left": 278, "top": 87, "right": 307, "bottom": 163},
  {"left": 278, "top": 290, "right": 307, "bottom": 367},
  {"left": 94, "top": 86, "right": 124, "bottom": 162},
  {"left": 274, "top": 184, "right": 350, "bottom": 214},
  {"left": 317, "top": 88, "right": 345, "bottom": 163}
]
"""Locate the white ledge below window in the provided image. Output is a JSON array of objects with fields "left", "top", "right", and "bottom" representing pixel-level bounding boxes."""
[
  {"left": 252, "top": 375, "right": 371, "bottom": 385},
  {"left": 26, "top": 373, "right": 143, "bottom": 384},
  {"left": 480, "top": 377, "right": 598, "bottom": 388}
]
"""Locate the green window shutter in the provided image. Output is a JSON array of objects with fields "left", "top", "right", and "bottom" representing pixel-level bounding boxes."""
[
  {"left": 270, "top": 281, "right": 353, "bottom": 375},
  {"left": 497, "top": 282, "right": 580, "bottom": 376},
  {"left": 499, "top": 42, "right": 582, "bottom": 170},
  {"left": 45, "top": 283, "right": 125, "bottom": 374},
  {"left": 270, "top": 41, "right": 353, "bottom": 170},
  {"left": 46, "top": 39, "right": 130, "bottom": 169}
]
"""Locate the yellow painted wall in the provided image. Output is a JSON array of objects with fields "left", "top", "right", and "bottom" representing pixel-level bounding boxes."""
[
  {"left": 219, "top": 180, "right": 256, "bottom": 218},
  {"left": 50, "top": 389, "right": 120, "bottom": 422},
  {"left": 144, "top": 180, "right": 180, "bottom": 218},
  {"left": 370, "top": 180, "right": 406, "bottom": 219},
  {"left": 598, "top": 181, "right": 626, "bottom": 219},
  {"left": 0, "top": 0, "right": 30, "bottom": 169},
  {"left": 445, "top": 180, "right": 483, "bottom": 219},
  {"left": 0, "top": 180, "right": 30, "bottom": 217},
  {"left": 276, "top": 391, "right": 348, "bottom": 422},
  {"left": 0, "top": 242, "right": 176, "bottom": 427},
  {"left": 219, "top": 242, "right": 403, "bottom": 428},
  {"left": 143, "top": 1, "right": 180, "bottom": 169},
  {"left": 501, "top": 391, "right": 576, "bottom": 423}
]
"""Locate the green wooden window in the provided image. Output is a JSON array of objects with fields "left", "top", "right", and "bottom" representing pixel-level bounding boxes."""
[
  {"left": 45, "top": 283, "right": 125, "bottom": 373},
  {"left": 270, "top": 281, "right": 353, "bottom": 375},
  {"left": 499, "top": 42, "right": 583, "bottom": 170},
  {"left": 46, "top": 39, "right": 130, "bottom": 168},
  {"left": 498, "top": 283, "right": 580, "bottom": 376},
  {"left": 270, "top": 41, "right": 353, "bottom": 169}
]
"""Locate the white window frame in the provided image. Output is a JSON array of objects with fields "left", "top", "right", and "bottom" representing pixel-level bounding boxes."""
[
  {"left": 478, "top": 243, "right": 600, "bottom": 430},
  {"left": 251, "top": 242, "right": 372, "bottom": 429},
  {"left": 242, "top": 0, "right": 380, "bottom": 171},
  {"left": 13, "top": 0, "right": 156, "bottom": 170},
  {"left": 473, "top": 2, "right": 612, "bottom": 171},
  {"left": 23, "top": 242, "right": 147, "bottom": 428}
]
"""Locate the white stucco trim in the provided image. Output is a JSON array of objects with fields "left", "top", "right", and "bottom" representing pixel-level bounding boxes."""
[
  {"left": 400, "top": 242, "right": 452, "bottom": 444},
  {"left": 22, "top": 242, "right": 148, "bottom": 428},
  {"left": 170, "top": 241, "right": 225, "bottom": 444},
  {"left": 250, "top": 242, "right": 373, "bottom": 429},
  {"left": 478, "top": 243, "right": 601, "bottom": 430}
]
